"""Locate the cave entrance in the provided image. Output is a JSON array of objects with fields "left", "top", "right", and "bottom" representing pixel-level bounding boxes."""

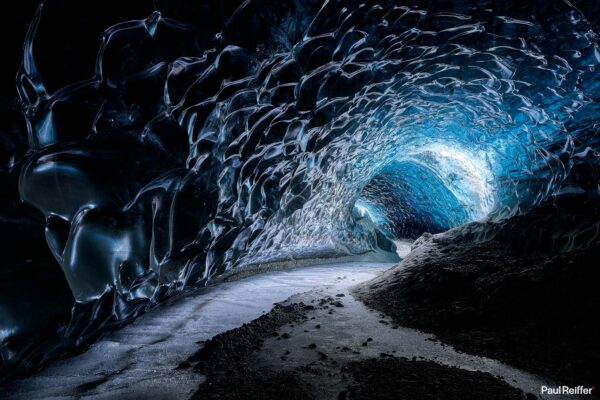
[{"left": 354, "top": 143, "right": 495, "bottom": 254}]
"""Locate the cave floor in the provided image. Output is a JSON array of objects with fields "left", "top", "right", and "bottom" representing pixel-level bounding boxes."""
[{"left": 2, "top": 262, "right": 576, "bottom": 400}]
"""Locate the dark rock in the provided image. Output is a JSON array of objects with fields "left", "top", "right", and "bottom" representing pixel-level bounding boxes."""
[
  {"left": 354, "top": 202, "right": 600, "bottom": 387},
  {"left": 344, "top": 359, "right": 524, "bottom": 400}
]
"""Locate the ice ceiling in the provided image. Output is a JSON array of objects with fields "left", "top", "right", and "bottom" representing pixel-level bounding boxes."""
[{"left": 15, "top": 0, "right": 599, "bottom": 308}]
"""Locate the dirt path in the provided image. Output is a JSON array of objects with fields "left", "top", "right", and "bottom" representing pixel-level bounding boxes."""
[
  {"left": 2, "top": 261, "right": 576, "bottom": 400},
  {"left": 190, "top": 284, "right": 573, "bottom": 400},
  {"left": 2, "top": 263, "right": 389, "bottom": 400}
]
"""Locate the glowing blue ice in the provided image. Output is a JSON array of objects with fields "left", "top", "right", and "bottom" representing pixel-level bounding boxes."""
[{"left": 13, "top": 0, "right": 600, "bottom": 312}]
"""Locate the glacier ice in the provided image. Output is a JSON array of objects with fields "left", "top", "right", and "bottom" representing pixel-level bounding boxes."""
[{"left": 1, "top": 0, "right": 599, "bottom": 375}]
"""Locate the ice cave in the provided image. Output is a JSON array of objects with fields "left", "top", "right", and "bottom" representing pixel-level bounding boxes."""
[{"left": 1, "top": 0, "right": 599, "bottom": 398}]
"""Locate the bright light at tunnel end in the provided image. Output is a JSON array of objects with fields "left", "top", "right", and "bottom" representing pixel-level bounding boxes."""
[
  {"left": 355, "top": 140, "right": 498, "bottom": 241},
  {"left": 406, "top": 142, "right": 497, "bottom": 220}
]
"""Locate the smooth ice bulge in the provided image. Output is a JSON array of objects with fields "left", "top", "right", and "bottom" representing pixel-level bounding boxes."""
[{"left": 2, "top": 0, "right": 598, "bottom": 371}]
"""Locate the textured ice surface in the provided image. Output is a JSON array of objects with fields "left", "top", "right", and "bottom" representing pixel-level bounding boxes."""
[
  {"left": 16, "top": 0, "right": 599, "bottom": 298},
  {"left": 2, "top": 0, "right": 599, "bottom": 374}
]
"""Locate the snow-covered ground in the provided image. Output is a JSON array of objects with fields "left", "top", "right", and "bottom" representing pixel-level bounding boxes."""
[
  {"left": 2, "top": 263, "right": 390, "bottom": 400},
  {"left": 2, "top": 261, "right": 575, "bottom": 400},
  {"left": 393, "top": 239, "right": 413, "bottom": 258}
]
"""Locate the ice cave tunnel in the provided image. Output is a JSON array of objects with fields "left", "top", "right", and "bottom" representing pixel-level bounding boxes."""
[{"left": 1, "top": 0, "right": 598, "bottom": 380}]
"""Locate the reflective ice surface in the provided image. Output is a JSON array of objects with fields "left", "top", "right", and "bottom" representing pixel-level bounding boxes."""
[
  {"left": 2, "top": 0, "right": 599, "bottom": 375},
  {"left": 17, "top": 0, "right": 599, "bottom": 298}
]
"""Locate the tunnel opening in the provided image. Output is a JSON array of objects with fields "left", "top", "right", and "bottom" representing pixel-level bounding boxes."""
[{"left": 354, "top": 142, "right": 496, "bottom": 250}]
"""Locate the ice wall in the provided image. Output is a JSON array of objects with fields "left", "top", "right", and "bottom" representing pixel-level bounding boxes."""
[
  {"left": 1, "top": 0, "right": 598, "bottom": 374},
  {"left": 18, "top": 0, "right": 599, "bottom": 301}
]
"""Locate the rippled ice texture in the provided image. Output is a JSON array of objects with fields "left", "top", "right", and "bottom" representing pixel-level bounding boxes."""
[{"left": 14, "top": 0, "right": 599, "bottom": 316}]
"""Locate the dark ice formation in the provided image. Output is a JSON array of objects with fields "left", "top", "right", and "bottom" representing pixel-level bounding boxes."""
[{"left": 1, "top": 0, "right": 598, "bottom": 376}]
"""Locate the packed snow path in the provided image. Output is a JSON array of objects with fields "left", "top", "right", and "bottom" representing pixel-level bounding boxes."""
[{"left": 2, "top": 262, "right": 576, "bottom": 400}]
